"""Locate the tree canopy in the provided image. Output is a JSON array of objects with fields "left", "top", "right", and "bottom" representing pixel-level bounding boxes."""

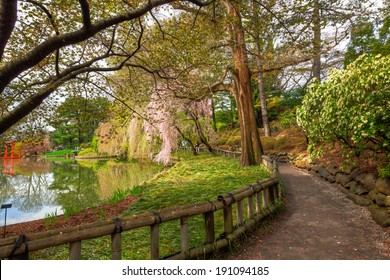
[{"left": 1, "top": 0, "right": 386, "bottom": 167}]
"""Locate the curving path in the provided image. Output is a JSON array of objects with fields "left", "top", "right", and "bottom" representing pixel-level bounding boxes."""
[{"left": 223, "top": 163, "right": 390, "bottom": 260}]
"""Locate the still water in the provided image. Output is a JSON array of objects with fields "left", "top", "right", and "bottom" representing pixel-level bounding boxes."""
[{"left": 0, "top": 157, "right": 162, "bottom": 225}]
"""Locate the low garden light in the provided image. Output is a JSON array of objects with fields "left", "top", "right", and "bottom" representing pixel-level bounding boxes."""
[{"left": 1, "top": 203, "right": 12, "bottom": 238}]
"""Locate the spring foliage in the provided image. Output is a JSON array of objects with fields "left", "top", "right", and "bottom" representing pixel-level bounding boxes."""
[{"left": 297, "top": 54, "right": 390, "bottom": 166}]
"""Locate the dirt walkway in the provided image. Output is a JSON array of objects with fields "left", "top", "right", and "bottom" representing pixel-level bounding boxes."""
[{"left": 223, "top": 163, "right": 390, "bottom": 260}]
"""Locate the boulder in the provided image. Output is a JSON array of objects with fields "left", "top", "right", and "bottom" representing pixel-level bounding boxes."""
[
  {"left": 346, "top": 192, "right": 373, "bottom": 206},
  {"left": 310, "top": 165, "right": 322, "bottom": 172},
  {"left": 349, "top": 182, "right": 369, "bottom": 195},
  {"left": 368, "top": 190, "right": 378, "bottom": 201},
  {"left": 374, "top": 193, "right": 390, "bottom": 207},
  {"left": 335, "top": 173, "right": 351, "bottom": 186},
  {"left": 350, "top": 168, "right": 364, "bottom": 179},
  {"left": 344, "top": 181, "right": 356, "bottom": 189},
  {"left": 318, "top": 167, "right": 335, "bottom": 183},
  {"left": 355, "top": 173, "right": 376, "bottom": 191},
  {"left": 368, "top": 205, "right": 390, "bottom": 228},
  {"left": 294, "top": 158, "right": 311, "bottom": 169},
  {"left": 361, "top": 173, "right": 377, "bottom": 191},
  {"left": 328, "top": 165, "right": 341, "bottom": 175},
  {"left": 340, "top": 165, "right": 355, "bottom": 175},
  {"left": 375, "top": 177, "right": 390, "bottom": 195}
]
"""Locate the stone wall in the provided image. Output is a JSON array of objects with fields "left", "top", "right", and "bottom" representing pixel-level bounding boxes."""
[{"left": 305, "top": 163, "right": 390, "bottom": 228}]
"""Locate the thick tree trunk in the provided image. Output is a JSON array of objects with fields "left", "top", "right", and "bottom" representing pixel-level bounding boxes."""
[
  {"left": 312, "top": 0, "right": 321, "bottom": 81},
  {"left": 224, "top": 0, "right": 263, "bottom": 166}
]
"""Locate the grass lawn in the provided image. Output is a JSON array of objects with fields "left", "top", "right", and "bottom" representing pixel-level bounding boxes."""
[
  {"left": 32, "top": 152, "right": 271, "bottom": 260},
  {"left": 43, "top": 149, "right": 74, "bottom": 157}
]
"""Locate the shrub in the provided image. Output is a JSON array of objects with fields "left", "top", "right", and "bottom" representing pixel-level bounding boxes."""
[{"left": 297, "top": 54, "right": 390, "bottom": 173}]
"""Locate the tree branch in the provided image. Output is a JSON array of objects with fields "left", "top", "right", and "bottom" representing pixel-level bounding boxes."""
[
  {"left": 0, "top": 0, "right": 17, "bottom": 61},
  {"left": 21, "top": 0, "right": 60, "bottom": 35},
  {"left": 0, "top": 0, "right": 179, "bottom": 93},
  {"left": 78, "top": 0, "right": 92, "bottom": 29}
]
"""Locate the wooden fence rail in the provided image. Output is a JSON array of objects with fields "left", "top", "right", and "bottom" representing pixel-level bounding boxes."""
[{"left": 0, "top": 154, "right": 281, "bottom": 260}]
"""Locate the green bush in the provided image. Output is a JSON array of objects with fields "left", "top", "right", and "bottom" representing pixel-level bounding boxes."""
[
  {"left": 78, "top": 148, "right": 97, "bottom": 156},
  {"left": 297, "top": 54, "right": 390, "bottom": 173},
  {"left": 277, "top": 108, "right": 298, "bottom": 128}
]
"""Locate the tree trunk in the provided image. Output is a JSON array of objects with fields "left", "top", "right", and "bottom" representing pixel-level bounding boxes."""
[
  {"left": 189, "top": 112, "right": 214, "bottom": 153},
  {"left": 224, "top": 0, "right": 263, "bottom": 166},
  {"left": 211, "top": 98, "right": 217, "bottom": 132},
  {"left": 252, "top": 0, "right": 271, "bottom": 137},
  {"left": 312, "top": 0, "right": 321, "bottom": 81},
  {"left": 175, "top": 125, "right": 197, "bottom": 155},
  {"left": 256, "top": 52, "right": 271, "bottom": 137}
]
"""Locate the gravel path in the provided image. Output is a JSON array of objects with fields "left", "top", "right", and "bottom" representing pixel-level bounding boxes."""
[{"left": 223, "top": 163, "right": 390, "bottom": 260}]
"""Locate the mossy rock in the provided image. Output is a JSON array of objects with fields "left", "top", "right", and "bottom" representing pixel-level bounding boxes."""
[
  {"left": 368, "top": 205, "right": 390, "bottom": 228},
  {"left": 346, "top": 192, "right": 373, "bottom": 206},
  {"left": 375, "top": 177, "right": 390, "bottom": 195},
  {"left": 335, "top": 173, "right": 351, "bottom": 186}
]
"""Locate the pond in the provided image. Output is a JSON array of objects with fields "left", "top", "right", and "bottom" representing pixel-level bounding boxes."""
[{"left": 0, "top": 157, "right": 163, "bottom": 225}]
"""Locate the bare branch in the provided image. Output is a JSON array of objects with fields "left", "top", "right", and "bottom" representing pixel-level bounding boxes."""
[
  {"left": 21, "top": 0, "right": 60, "bottom": 35},
  {"left": 149, "top": 10, "right": 166, "bottom": 39},
  {"left": 252, "top": 0, "right": 295, "bottom": 41}
]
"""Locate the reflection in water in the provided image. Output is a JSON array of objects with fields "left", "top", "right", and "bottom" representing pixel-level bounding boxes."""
[{"left": 0, "top": 158, "right": 162, "bottom": 225}]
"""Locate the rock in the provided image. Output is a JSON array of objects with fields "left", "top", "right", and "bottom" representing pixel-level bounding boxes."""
[
  {"left": 361, "top": 173, "right": 377, "bottom": 191},
  {"left": 341, "top": 165, "right": 355, "bottom": 175},
  {"left": 294, "top": 157, "right": 311, "bottom": 169},
  {"left": 374, "top": 193, "right": 390, "bottom": 207},
  {"left": 328, "top": 165, "right": 340, "bottom": 175},
  {"left": 335, "top": 173, "right": 351, "bottom": 186},
  {"left": 308, "top": 171, "right": 319, "bottom": 177},
  {"left": 344, "top": 181, "right": 356, "bottom": 189},
  {"left": 368, "top": 190, "right": 378, "bottom": 201},
  {"left": 318, "top": 167, "right": 335, "bottom": 183},
  {"left": 350, "top": 168, "right": 365, "bottom": 179},
  {"left": 310, "top": 165, "right": 322, "bottom": 172},
  {"left": 346, "top": 192, "right": 373, "bottom": 206},
  {"left": 355, "top": 173, "right": 376, "bottom": 191},
  {"left": 368, "top": 205, "right": 390, "bottom": 228},
  {"left": 375, "top": 177, "right": 390, "bottom": 195},
  {"left": 349, "top": 182, "right": 369, "bottom": 195}
]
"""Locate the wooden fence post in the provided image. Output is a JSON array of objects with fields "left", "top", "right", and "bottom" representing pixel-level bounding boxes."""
[
  {"left": 204, "top": 211, "right": 215, "bottom": 244},
  {"left": 111, "top": 218, "right": 122, "bottom": 260},
  {"left": 256, "top": 192, "right": 262, "bottom": 213},
  {"left": 247, "top": 195, "right": 254, "bottom": 218},
  {"left": 269, "top": 185, "right": 275, "bottom": 204},
  {"left": 273, "top": 183, "right": 279, "bottom": 200},
  {"left": 111, "top": 232, "right": 122, "bottom": 260},
  {"left": 69, "top": 241, "right": 81, "bottom": 260},
  {"left": 236, "top": 200, "right": 244, "bottom": 226},
  {"left": 263, "top": 188, "right": 270, "bottom": 207},
  {"left": 150, "top": 224, "right": 160, "bottom": 260},
  {"left": 180, "top": 217, "right": 189, "bottom": 252},
  {"left": 223, "top": 205, "right": 233, "bottom": 234}
]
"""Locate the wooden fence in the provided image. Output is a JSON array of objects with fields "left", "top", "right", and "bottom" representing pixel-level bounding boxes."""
[{"left": 0, "top": 153, "right": 281, "bottom": 260}]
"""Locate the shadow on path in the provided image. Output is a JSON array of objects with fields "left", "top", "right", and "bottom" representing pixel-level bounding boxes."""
[{"left": 223, "top": 163, "right": 390, "bottom": 260}]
